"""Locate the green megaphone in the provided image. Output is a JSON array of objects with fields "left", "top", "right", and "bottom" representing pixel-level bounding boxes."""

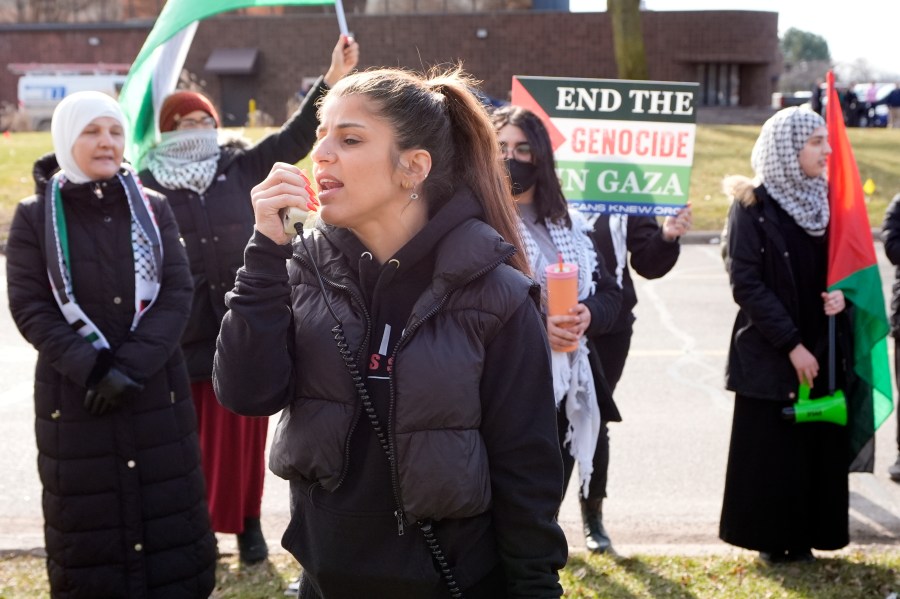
[{"left": 781, "top": 383, "right": 847, "bottom": 426}]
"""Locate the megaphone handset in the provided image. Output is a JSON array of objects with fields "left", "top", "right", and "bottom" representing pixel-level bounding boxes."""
[
  {"left": 280, "top": 172, "right": 319, "bottom": 236},
  {"left": 781, "top": 310, "right": 847, "bottom": 426},
  {"left": 782, "top": 383, "right": 848, "bottom": 426}
]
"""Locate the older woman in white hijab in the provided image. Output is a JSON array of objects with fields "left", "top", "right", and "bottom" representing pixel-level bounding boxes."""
[
  {"left": 719, "top": 106, "right": 852, "bottom": 566},
  {"left": 6, "top": 91, "right": 216, "bottom": 598}
]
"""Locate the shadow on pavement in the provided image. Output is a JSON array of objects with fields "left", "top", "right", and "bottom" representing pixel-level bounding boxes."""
[{"left": 849, "top": 494, "right": 900, "bottom": 544}]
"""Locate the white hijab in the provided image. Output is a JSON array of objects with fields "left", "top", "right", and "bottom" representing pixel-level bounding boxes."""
[{"left": 50, "top": 91, "right": 126, "bottom": 184}]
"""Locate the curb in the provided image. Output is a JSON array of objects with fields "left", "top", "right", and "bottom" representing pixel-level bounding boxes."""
[
  {"left": 680, "top": 231, "right": 722, "bottom": 245},
  {"left": 681, "top": 228, "right": 884, "bottom": 246}
]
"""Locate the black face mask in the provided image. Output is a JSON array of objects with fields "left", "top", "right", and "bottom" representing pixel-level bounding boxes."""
[{"left": 503, "top": 158, "right": 538, "bottom": 196}]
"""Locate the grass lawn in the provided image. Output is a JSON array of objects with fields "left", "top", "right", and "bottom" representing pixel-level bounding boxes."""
[
  {"left": 1, "top": 549, "right": 898, "bottom": 598},
  {"left": 3, "top": 125, "right": 900, "bottom": 246}
]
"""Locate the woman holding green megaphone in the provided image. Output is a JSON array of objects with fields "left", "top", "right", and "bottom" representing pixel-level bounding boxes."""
[{"left": 719, "top": 106, "right": 856, "bottom": 566}]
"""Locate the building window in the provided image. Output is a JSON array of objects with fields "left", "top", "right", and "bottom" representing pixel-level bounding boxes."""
[{"left": 696, "top": 63, "right": 740, "bottom": 106}]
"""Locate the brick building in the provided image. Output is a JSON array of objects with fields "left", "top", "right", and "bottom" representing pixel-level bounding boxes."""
[{"left": 0, "top": 9, "right": 779, "bottom": 125}]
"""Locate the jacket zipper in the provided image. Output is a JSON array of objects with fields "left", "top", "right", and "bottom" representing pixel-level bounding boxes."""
[
  {"left": 295, "top": 252, "right": 372, "bottom": 491},
  {"left": 386, "top": 248, "right": 515, "bottom": 535}
]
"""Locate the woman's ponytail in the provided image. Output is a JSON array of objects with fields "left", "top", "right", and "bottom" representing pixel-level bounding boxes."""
[{"left": 425, "top": 69, "right": 530, "bottom": 275}]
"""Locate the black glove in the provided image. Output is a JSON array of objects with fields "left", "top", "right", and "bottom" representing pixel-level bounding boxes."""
[{"left": 84, "top": 367, "right": 144, "bottom": 415}]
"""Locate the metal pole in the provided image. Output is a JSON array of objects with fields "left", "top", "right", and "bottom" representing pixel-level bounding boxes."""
[{"left": 828, "top": 314, "right": 836, "bottom": 393}]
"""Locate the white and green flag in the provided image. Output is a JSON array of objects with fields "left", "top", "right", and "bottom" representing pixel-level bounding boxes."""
[{"left": 119, "top": 0, "right": 335, "bottom": 169}]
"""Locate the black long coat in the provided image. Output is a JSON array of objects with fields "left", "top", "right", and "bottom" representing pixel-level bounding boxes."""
[
  {"left": 6, "top": 154, "right": 216, "bottom": 598},
  {"left": 589, "top": 213, "right": 681, "bottom": 333}
]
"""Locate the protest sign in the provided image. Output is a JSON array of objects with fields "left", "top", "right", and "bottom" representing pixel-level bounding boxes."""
[{"left": 511, "top": 76, "right": 699, "bottom": 216}]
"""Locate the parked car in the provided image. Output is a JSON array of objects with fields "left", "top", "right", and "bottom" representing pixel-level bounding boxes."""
[
  {"left": 855, "top": 82, "right": 892, "bottom": 127},
  {"left": 14, "top": 67, "right": 126, "bottom": 131},
  {"left": 821, "top": 82, "right": 892, "bottom": 127},
  {"left": 771, "top": 90, "right": 813, "bottom": 109}
]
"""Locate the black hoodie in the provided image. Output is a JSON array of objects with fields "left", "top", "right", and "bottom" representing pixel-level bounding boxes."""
[
  {"left": 298, "top": 193, "right": 563, "bottom": 598},
  {"left": 217, "top": 190, "right": 567, "bottom": 598}
]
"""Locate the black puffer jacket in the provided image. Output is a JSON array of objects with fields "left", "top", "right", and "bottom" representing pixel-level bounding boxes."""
[
  {"left": 139, "top": 77, "right": 326, "bottom": 381},
  {"left": 214, "top": 189, "right": 568, "bottom": 597},
  {"left": 7, "top": 154, "right": 217, "bottom": 599}
]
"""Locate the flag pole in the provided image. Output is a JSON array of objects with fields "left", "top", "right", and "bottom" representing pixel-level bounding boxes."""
[
  {"left": 828, "top": 315, "right": 836, "bottom": 393},
  {"left": 335, "top": 0, "right": 349, "bottom": 37},
  {"left": 826, "top": 69, "right": 836, "bottom": 395}
]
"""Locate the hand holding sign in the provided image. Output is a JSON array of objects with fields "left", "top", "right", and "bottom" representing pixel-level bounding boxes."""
[{"left": 662, "top": 203, "right": 693, "bottom": 241}]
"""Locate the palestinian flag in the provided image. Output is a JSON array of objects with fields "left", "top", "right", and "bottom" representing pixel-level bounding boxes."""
[
  {"left": 824, "top": 70, "right": 893, "bottom": 464},
  {"left": 118, "top": 0, "right": 334, "bottom": 170}
]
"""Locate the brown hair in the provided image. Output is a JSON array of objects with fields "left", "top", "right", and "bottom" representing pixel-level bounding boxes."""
[{"left": 324, "top": 66, "right": 530, "bottom": 276}]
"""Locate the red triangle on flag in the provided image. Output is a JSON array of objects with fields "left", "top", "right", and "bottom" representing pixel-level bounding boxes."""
[{"left": 510, "top": 78, "right": 566, "bottom": 152}]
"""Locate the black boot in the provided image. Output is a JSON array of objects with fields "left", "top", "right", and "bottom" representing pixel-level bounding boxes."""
[
  {"left": 237, "top": 516, "right": 269, "bottom": 564},
  {"left": 580, "top": 498, "right": 613, "bottom": 554}
]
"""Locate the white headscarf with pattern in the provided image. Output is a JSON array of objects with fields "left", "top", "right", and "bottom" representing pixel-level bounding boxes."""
[{"left": 751, "top": 106, "right": 829, "bottom": 234}]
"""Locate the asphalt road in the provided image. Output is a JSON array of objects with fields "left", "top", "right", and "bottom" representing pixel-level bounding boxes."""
[{"left": 1, "top": 243, "right": 898, "bottom": 559}]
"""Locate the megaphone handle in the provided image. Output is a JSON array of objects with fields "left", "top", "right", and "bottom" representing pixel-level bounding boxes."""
[{"left": 828, "top": 314, "right": 835, "bottom": 394}]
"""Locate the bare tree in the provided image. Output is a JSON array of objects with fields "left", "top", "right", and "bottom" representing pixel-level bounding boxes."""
[
  {"left": 0, "top": 0, "right": 32, "bottom": 22},
  {"left": 121, "top": 0, "right": 163, "bottom": 19},
  {"left": 0, "top": 0, "right": 20, "bottom": 22},
  {"left": 3, "top": 0, "right": 125, "bottom": 22},
  {"left": 777, "top": 59, "right": 830, "bottom": 93},
  {"left": 29, "top": 0, "right": 61, "bottom": 21},
  {"left": 609, "top": 0, "right": 647, "bottom": 80},
  {"left": 365, "top": 0, "right": 528, "bottom": 14}
]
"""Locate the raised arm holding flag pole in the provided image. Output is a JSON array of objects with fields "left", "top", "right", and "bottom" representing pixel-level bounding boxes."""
[{"left": 118, "top": 0, "right": 343, "bottom": 169}]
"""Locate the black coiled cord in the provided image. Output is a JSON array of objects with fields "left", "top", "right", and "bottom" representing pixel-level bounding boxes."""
[
  {"left": 421, "top": 521, "right": 463, "bottom": 598},
  {"left": 330, "top": 323, "right": 391, "bottom": 457},
  {"left": 295, "top": 224, "right": 464, "bottom": 598}
]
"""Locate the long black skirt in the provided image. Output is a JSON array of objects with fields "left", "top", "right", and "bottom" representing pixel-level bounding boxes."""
[{"left": 719, "top": 394, "right": 850, "bottom": 552}]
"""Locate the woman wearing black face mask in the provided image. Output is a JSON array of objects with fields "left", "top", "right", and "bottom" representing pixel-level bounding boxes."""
[{"left": 492, "top": 106, "right": 622, "bottom": 552}]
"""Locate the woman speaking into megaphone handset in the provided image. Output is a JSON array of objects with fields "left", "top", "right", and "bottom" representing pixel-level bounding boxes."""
[{"left": 215, "top": 67, "right": 568, "bottom": 597}]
